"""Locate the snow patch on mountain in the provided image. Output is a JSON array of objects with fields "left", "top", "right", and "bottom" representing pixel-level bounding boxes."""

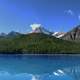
[{"left": 52, "top": 32, "right": 65, "bottom": 38}]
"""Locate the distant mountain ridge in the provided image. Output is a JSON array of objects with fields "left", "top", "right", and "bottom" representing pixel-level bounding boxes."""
[
  {"left": 0, "top": 31, "right": 21, "bottom": 38},
  {"left": 7, "top": 31, "right": 21, "bottom": 37},
  {"left": 0, "top": 33, "right": 6, "bottom": 37},
  {"left": 0, "top": 24, "right": 80, "bottom": 42}
]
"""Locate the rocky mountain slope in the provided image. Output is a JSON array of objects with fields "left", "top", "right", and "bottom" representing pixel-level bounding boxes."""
[{"left": 62, "top": 25, "right": 80, "bottom": 41}]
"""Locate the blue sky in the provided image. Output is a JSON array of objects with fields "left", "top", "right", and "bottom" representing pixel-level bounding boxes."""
[{"left": 0, "top": 0, "right": 80, "bottom": 33}]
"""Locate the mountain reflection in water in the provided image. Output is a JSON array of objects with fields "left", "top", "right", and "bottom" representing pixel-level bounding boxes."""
[{"left": 0, "top": 54, "right": 79, "bottom": 80}]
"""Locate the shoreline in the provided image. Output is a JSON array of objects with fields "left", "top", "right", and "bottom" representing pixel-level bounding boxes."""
[{"left": 0, "top": 52, "right": 80, "bottom": 56}]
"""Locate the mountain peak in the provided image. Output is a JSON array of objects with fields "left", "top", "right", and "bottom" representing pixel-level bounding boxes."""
[
  {"left": 30, "top": 24, "right": 41, "bottom": 31},
  {"left": 30, "top": 24, "right": 52, "bottom": 35}
]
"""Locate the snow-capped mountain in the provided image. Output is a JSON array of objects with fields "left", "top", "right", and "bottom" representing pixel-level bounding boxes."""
[
  {"left": 52, "top": 32, "right": 66, "bottom": 38},
  {"left": 30, "top": 24, "right": 52, "bottom": 35},
  {"left": 29, "top": 24, "right": 66, "bottom": 38}
]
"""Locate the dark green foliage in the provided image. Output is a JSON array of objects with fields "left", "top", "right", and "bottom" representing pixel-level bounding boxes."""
[{"left": 0, "top": 33, "right": 80, "bottom": 54}]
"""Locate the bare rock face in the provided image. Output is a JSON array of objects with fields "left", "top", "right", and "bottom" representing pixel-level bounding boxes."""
[{"left": 62, "top": 25, "right": 80, "bottom": 41}]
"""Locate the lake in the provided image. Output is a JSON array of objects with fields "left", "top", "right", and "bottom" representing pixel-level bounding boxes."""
[{"left": 0, "top": 54, "right": 80, "bottom": 80}]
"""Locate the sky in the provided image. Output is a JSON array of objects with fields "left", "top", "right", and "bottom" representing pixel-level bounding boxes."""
[{"left": 0, "top": 0, "right": 80, "bottom": 33}]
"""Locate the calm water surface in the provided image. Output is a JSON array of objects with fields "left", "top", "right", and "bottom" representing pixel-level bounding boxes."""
[{"left": 0, "top": 54, "right": 80, "bottom": 80}]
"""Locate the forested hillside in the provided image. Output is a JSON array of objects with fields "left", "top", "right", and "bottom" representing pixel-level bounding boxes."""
[{"left": 0, "top": 33, "right": 80, "bottom": 54}]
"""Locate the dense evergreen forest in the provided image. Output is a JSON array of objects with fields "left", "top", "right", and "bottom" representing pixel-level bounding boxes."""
[{"left": 0, "top": 33, "right": 80, "bottom": 54}]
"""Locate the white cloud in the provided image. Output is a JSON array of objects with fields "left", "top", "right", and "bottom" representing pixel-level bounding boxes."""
[
  {"left": 78, "top": 15, "right": 80, "bottom": 20},
  {"left": 65, "top": 9, "right": 80, "bottom": 21},
  {"left": 64, "top": 9, "right": 74, "bottom": 16},
  {"left": 30, "top": 24, "right": 41, "bottom": 30}
]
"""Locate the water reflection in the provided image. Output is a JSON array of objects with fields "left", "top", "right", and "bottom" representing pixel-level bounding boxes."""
[{"left": 0, "top": 54, "right": 79, "bottom": 80}]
